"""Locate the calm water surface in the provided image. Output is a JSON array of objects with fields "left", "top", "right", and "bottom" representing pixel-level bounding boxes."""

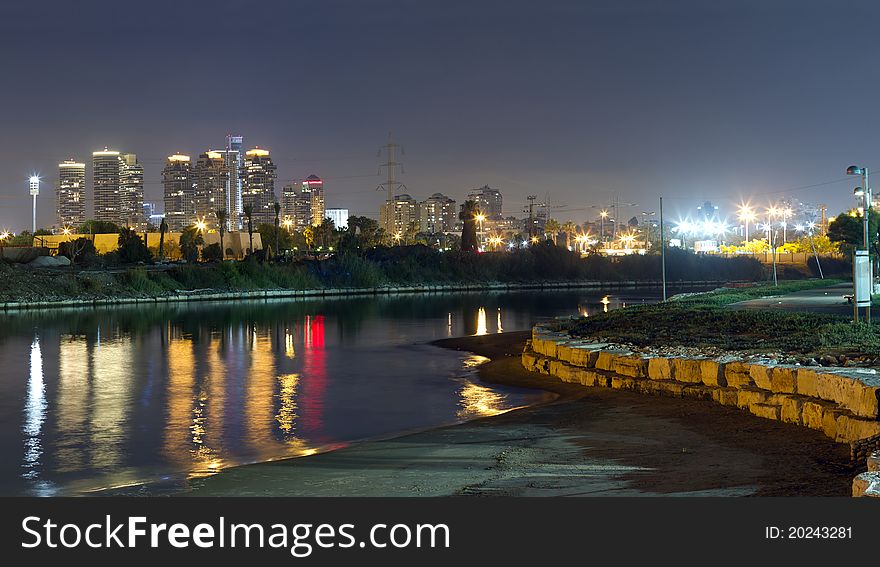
[{"left": 0, "top": 289, "right": 677, "bottom": 496}]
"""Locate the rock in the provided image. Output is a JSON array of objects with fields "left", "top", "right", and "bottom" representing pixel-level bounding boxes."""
[
  {"left": 852, "top": 471, "right": 880, "bottom": 497},
  {"left": 869, "top": 451, "right": 880, "bottom": 472}
]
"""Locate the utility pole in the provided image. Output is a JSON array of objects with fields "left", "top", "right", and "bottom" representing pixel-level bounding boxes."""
[
  {"left": 377, "top": 132, "right": 406, "bottom": 235},
  {"left": 660, "top": 196, "right": 667, "bottom": 302},
  {"left": 377, "top": 132, "right": 404, "bottom": 204}
]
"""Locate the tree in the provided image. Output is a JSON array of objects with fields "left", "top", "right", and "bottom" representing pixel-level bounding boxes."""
[
  {"left": 828, "top": 209, "right": 880, "bottom": 256},
  {"left": 561, "top": 221, "right": 576, "bottom": 249},
  {"left": 179, "top": 225, "right": 205, "bottom": 263},
  {"left": 544, "top": 218, "right": 560, "bottom": 244},
  {"left": 118, "top": 227, "right": 151, "bottom": 263},
  {"left": 459, "top": 200, "right": 478, "bottom": 252},
  {"left": 58, "top": 238, "right": 96, "bottom": 265},
  {"left": 201, "top": 242, "right": 223, "bottom": 262},
  {"left": 158, "top": 218, "right": 168, "bottom": 260},
  {"left": 80, "top": 219, "right": 120, "bottom": 235},
  {"left": 216, "top": 209, "right": 227, "bottom": 260},
  {"left": 242, "top": 203, "right": 254, "bottom": 256},
  {"left": 314, "top": 218, "right": 336, "bottom": 249},
  {"left": 257, "top": 223, "right": 293, "bottom": 255},
  {"left": 273, "top": 202, "right": 281, "bottom": 259},
  {"left": 347, "top": 216, "right": 381, "bottom": 249}
]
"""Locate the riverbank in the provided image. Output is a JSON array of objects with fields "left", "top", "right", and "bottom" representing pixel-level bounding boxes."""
[
  {"left": 0, "top": 276, "right": 731, "bottom": 312},
  {"left": 185, "top": 331, "right": 854, "bottom": 497}
]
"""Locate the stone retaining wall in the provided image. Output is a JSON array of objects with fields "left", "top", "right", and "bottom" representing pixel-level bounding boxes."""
[
  {"left": 0, "top": 279, "right": 734, "bottom": 312},
  {"left": 523, "top": 325, "right": 880, "bottom": 446}
]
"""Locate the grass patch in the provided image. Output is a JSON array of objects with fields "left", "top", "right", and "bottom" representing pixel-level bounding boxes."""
[{"left": 558, "top": 279, "right": 880, "bottom": 357}]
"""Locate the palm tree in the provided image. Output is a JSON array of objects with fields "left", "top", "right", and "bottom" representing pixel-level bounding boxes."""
[
  {"left": 158, "top": 218, "right": 168, "bottom": 260},
  {"left": 544, "top": 218, "right": 560, "bottom": 245},
  {"left": 242, "top": 203, "right": 254, "bottom": 256},
  {"left": 459, "top": 200, "right": 478, "bottom": 252},
  {"left": 273, "top": 202, "right": 281, "bottom": 260},
  {"left": 561, "top": 221, "right": 576, "bottom": 249},
  {"left": 216, "top": 209, "right": 227, "bottom": 260}
]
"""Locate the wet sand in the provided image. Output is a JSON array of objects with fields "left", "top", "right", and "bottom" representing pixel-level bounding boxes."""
[{"left": 186, "top": 332, "right": 854, "bottom": 497}]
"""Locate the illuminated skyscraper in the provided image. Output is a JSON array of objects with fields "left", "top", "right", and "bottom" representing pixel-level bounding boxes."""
[
  {"left": 209, "top": 134, "right": 243, "bottom": 230},
  {"left": 282, "top": 180, "right": 309, "bottom": 230},
  {"left": 92, "top": 148, "right": 144, "bottom": 228},
  {"left": 162, "top": 154, "right": 193, "bottom": 231},
  {"left": 420, "top": 193, "right": 457, "bottom": 233},
  {"left": 119, "top": 153, "right": 144, "bottom": 228},
  {"left": 379, "top": 194, "right": 420, "bottom": 239},
  {"left": 241, "top": 147, "right": 277, "bottom": 226},
  {"left": 304, "top": 174, "right": 325, "bottom": 226},
  {"left": 326, "top": 208, "right": 349, "bottom": 230},
  {"left": 467, "top": 185, "right": 503, "bottom": 219},
  {"left": 57, "top": 159, "right": 86, "bottom": 229},
  {"left": 92, "top": 148, "right": 121, "bottom": 223},
  {"left": 193, "top": 151, "right": 229, "bottom": 226}
]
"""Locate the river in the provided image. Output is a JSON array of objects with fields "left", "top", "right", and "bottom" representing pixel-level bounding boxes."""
[{"left": 0, "top": 288, "right": 679, "bottom": 496}]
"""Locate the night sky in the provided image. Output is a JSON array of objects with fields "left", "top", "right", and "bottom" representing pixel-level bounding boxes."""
[{"left": 2, "top": 0, "right": 880, "bottom": 232}]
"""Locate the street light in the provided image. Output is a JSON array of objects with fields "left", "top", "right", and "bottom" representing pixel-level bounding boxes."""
[
  {"left": 475, "top": 212, "right": 486, "bottom": 250},
  {"left": 737, "top": 204, "right": 756, "bottom": 243},
  {"left": 847, "top": 165, "right": 872, "bottom": 322}
]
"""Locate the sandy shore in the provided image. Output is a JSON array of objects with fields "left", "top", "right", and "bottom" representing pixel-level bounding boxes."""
[{"left": 185, "top": 331, "right": 854, "bottom": 497}]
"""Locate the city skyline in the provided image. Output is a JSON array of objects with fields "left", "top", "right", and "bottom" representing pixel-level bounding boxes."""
[{"left": 3, "top": 1, "right": 880, "bottom": 232}]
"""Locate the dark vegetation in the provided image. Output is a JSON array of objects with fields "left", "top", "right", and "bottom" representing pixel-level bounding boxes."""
[
  {"left": 558, "top": 279, "right": 880, "bottom": 357},
  {"left": 0, "top": 243, "right": 767, "bottom": 303}
]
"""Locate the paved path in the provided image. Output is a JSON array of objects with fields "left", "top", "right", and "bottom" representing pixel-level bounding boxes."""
[{"left": 730, "top": 282, "right": 864, "bottom": 317}]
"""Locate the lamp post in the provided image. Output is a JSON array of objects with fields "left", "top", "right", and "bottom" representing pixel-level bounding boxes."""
[
  {"left": 475, "top": 213, "right": 486, "bottom": 251},
  {"left": 848, "top": 165, "right": 872, "bottom": 322},
  {"left": 737, "top": 204, "right": 754, "bottom": 244},
  {"left": 29, "top": 175, "right": 40, "bottom": 234},
  {"left": 599, "top": 210, "right": 608, "bottom": 243}
]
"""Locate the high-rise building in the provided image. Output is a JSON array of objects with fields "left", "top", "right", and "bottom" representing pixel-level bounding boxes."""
[
  {"left": 57, "top": 159, "right": 86, "bottom": 229},
  {"left": 209, "top": 135, "right": 243, "bottom": 230},
  {"left": 467, "top": 185, "right": 503, "bottom": 219},
  {"left": 304, "top": 174, "right": 325, "bottom": 226},
  {"left": 282, "top": 180, "right": 310, "bottom": 230},
  {"left": 92, "top": 148, "right": 122, "bottom": 224},
  {"left": 119, "top": 153, "right": 145, "bottom": 228},
  {"left": 241, "top": 147, "right": 277, "bottom": 226},
  {"left": 162, "top": 154, "right": 193, "bottom": 231},
  {"left": 380, "top": 194, "right": 420, "bottom": 238},
  {"left": 193, "top": 151, "right": 229, "bottom": 226},
  {"left": 420, "top": 193, "right": 457, "bottom": 233},
  {"left": 326, "top": 208, "right": 349, "bottom": 230}
]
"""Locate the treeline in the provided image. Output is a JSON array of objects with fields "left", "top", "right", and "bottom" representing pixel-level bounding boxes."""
[{"left": 0, "top": 242, "right": 768, "bottom": 303}]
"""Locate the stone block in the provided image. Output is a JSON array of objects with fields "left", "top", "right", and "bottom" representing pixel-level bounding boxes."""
[
  {"left": 780, "top": 396, "right": 804, "bottom": 425},
  {"left": 611, "top": 376, "right": 636, "bottom": 390},
  {"left": 574, "top": 369, "right": 600, "bottom": 387},
  {"left": 852, "top": 471, "right": 880, "bottom": 497},
  {"left": 795, "top": 368, "right": 821, "bottom": 398},
  {"left": 711, "top": 387, "right": 740, "bottom": 407},
  {"left": 595, "top": 351, "right": 617, "bottom": 371},
  {"left": 700, "top": 359, "right": 727, "bottom": 387},
  {"left": 822, "top": 408, "right": 845, "bottom": 440},
  {"left": 569, "top": 347, "right": 600, "bottom": 368},
  {"left": 801, "top": 400, "right": 829, "bottom": 432},
  {"left": 769, "top": 366, "right": 798, "bottom": 394},
  {"left": 816, "top": 370, "right": 880, "bottom": 419},
  {"left": 613, "top": 355, "right": 649, "bottom": 378},
  {"left": 682, "top": 384, "right": 714, "bottom": 400},
  {"left": 724, "top": 363, "right": 753, "bottom": 388},
  {"left": 647, "top": 357, "right": 675, "bottom": 380},
  {"left": 835, "top": 414, "right": 880, "bottom": 443},
  {"left": 657, "top": 381, "right": 686, "bottom": 397},
  {"left": 673, "top": 358, "right": 704, "bottom": 383},
  {"left": 736, "top": 387, "right": 770, "bottom": 409},
  {"left": 749, "top": 364, "right": 774, "bottom": 390},
  {"left": 749, "top": 403, "right": 781, "bottom": 421},
  {"left": 868, "top": 451, "right": 880, "bottom": 472}
]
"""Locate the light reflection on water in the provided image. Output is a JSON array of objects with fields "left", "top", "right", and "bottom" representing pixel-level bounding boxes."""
[{"left": 0, "top": 289, "right": 676, "bottom": 495}]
